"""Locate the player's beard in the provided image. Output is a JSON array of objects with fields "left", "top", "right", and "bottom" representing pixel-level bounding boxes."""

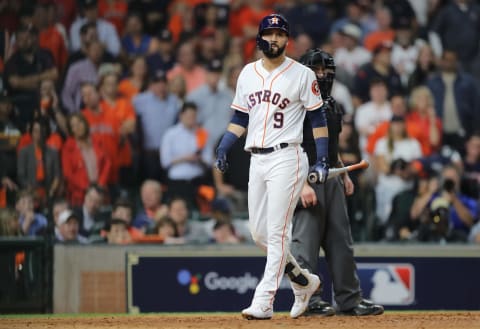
[{"left": 263, "top": 43, "right": 286, "bottom": 59}]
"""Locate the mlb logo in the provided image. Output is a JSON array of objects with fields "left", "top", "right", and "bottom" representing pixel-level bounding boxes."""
[{"left": 357, "top": 263, "right": 415, "bottom": 305}]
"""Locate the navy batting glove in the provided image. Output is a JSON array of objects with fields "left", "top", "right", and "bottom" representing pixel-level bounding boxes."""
[
  {"left": 215, "top": 148, "right": 229, "bottom": 173},
  {"left": 308, "top": 157, "right": 329, "bottom": 184}
]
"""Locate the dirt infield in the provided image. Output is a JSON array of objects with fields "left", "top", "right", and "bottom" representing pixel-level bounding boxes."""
[{"left": 1, "top": 312, "right": 480, "bottom": 329}]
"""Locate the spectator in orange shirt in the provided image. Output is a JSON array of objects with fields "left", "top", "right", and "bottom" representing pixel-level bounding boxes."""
[
  {"left": 167, "top": 40, "right": 207, "bottom": 94},
  {"left": 406, "top": 86, "right": 442, "bottom": 156},
  {"left": 98, "top": 71, "right": 136, "bottom": 189},
  {"left": 118, "top": 55, "right": 148, "bottom": 102},
  {"left": 61, "top": 113, "right": 111, "bottom": 206},
  {"left": 80, "top": 82, "right": 120, "bottom": 185},
  {"left": 233, "top": 0, "right": 271, "bottom": 62}
]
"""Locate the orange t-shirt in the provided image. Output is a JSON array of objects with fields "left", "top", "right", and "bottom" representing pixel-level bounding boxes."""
[
  {"left": 82, "top": 107, "right": 120, "bottom": 183},
  {"left": 406, "top": 112, "right": 442, "bottom": 156},
  {"left": 100, "top": 98, "right": 136, "bottom": 167},
  {"left": 17, "top": 132, "right": 63, "bottom": 154},
  {"left": 34, "top": 146, "right": 45, "bottom": 181},
  {"left": 366, "top": 121, "right": 419, "bottom": 155},
  {"left": 118, "top": 78, "right": 140, "bottom": 102},
  {"left": 167, "top": 65, "right": 207, "bottom": 94}
]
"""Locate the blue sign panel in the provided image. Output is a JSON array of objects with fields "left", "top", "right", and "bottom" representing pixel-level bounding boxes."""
[{"left": 126, "top": 255, "right": 480, "bottom": 313}]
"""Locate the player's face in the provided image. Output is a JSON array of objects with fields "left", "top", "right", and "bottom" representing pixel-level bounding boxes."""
[{"left": 261, "top": 29, "right": 288, "bottom": 58}]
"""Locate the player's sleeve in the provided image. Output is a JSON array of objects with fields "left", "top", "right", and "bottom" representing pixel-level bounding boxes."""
[
  {"left": 300, "top": 68, "right": 323, "bottom": 111},
  {"left": 231, "top": 68, "right": 249, "bottom": 113}
]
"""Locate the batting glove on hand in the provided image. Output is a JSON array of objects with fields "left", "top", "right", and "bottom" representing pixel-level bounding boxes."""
[
  {"left": 215, "top": 149, "right": 229, "bottom": 173},
  {"left": 308, "top": 157, "right": 329, "bottom": 184}
]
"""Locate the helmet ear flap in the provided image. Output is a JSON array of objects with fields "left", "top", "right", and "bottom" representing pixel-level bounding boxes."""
[{"left": 256, "top": 34, "right": 270, "bottom": 52}]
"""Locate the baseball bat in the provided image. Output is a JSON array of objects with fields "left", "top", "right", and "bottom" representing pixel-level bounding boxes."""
[{"left": 307, "top": 159, "right": 370, "bottom": 184}]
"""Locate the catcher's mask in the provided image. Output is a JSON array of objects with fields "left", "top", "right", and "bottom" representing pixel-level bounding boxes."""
[
  {"left": 256, "top": 14, "right": 289, "bottom": 57},
  {"left": 299, "top": 48, "right": 336, "bottom": 99}
]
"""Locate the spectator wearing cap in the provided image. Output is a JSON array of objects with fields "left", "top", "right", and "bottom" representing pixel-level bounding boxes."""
[
  {"left": 121, "top": 12, "right": 152, "bottom": 59},
  {"left": 133, "top": 71, "right": 180, "bottom": 182},
  {"left": 167, "top": 40, "right": 207, "bottom": 94},
  {"left": 351, "top": 40, "right": 403, "bottom": 108},
  {"left": 203, "top": 198, "right": 251, "bottom": 243},
  {"left": 69, "top": 0, "right": 120, "bottom": 56},
  {"left": 55, "top": 209, "right": 88, "bottom": 243},
  {"left": 62, "top": 40, "right": 104, "bottom": 113},
  {"left": 3, "top": 25, "right": 58, "bottom": 130},
  {"left": 333, "top": 23, "right": 371, "bottom": 89},
  {"left": 197, "top": 27, "right": 222, "bottom": 67},
  {"left": 363, "top": 6, "right": 395, "bottom": 52},
  {"left": 0, "top": 94, "right": 20, "bottom": 207},
  {"left": 146, "top": 29, "right": 175, "bottom": 76},
  {"left": 186, "top": 58, "right": 233, "bottom": 151},
  {"left": 160, "top": 102, "right": 213, "bottom": 210}
]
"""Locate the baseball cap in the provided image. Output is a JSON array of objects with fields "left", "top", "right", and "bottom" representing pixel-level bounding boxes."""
[
  {"left": 373, "top": 40, "right": 393, "bottom": 55},
  {"left": 340, "top": 23, "right": 362, "bottom": 41},
  {"left": 390, "top": 114, "right": 405, "bottom": 122},
  {"left": 157, "top": 29, "right": 173, "bottom": 42},
  {"left": 149, "top": 70, "right": 167, "bottom": 84},
  {"left": 58, "top": 209, "right": 78, "bottom": 226},
  {"left": 211, "top": 198, "right": 231, "bottom": 214},
  {"left": 206, "top": 58, "right": 223, "bottom": 72}
]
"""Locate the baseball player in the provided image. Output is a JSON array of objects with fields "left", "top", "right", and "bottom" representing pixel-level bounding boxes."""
[
  {"left": 288, "top": 49, "right": 384, "bottom": 316},
  {"left": 214, "top": 14, "right": 330, "bottom": 320}
]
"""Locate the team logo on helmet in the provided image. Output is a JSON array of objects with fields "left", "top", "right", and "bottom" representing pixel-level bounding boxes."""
[
  {"left": 311, "top": 80, "right": 320, "bottom": 96},
  {"left": 269, "top": 16, "right": 279, "bottom": 25}
]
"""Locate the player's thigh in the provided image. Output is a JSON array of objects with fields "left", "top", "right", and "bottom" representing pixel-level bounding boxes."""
[{"left": 248, "top": 156, "right": 268, "bottom": 238}]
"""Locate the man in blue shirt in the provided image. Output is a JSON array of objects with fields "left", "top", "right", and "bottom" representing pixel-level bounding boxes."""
[{"left": 133, "top": 72, "right": 181, "bottom": 182}]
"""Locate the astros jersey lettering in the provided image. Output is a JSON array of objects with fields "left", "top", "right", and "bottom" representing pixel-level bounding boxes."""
[{"left": 232, "top": 57, "right": 323, "bottom": 150}]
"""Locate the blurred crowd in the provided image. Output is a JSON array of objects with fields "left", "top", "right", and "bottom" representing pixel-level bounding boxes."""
[{"left": 0, "top": 0, "right": 480, "bottom": 245}]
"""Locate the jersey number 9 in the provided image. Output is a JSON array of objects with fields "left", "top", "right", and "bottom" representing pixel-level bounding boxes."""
[{"left": 274, "top": 112, "right": 284, "bottom": 128}]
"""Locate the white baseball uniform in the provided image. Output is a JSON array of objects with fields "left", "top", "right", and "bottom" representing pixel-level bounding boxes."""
[{"left": 231, "top": 57, "right": 323, "bottom": 306}]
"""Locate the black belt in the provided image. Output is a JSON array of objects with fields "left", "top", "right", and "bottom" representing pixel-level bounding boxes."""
[{"left": 250, "top": 143, "right": 289, "bottom": 154}]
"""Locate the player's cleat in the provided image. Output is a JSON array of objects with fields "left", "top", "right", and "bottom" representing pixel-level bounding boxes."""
[
  {"left": 304, "top": 300, "right": 336, "bottom": 317},
  {"left": 290, "top": 271, "right": 321, "bottom": 318},
  {"left": 241, "top": 304, "right": 273, "bottom": 320},
  {"left": 337, "top": 299, "right": 384, "bottom": 316}
]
